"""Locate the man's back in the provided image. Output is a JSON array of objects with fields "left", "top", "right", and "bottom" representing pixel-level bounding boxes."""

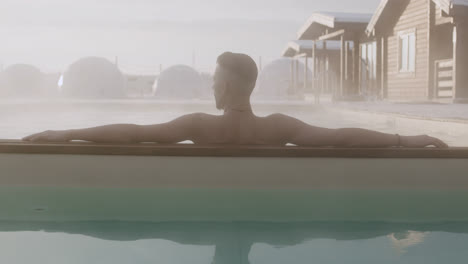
[{"left": 191, "top": 112, "right": 289, "bottom": 146}]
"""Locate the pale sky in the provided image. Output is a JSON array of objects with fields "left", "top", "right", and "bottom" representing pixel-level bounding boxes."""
[{"left": 0, "top": 0, "right": 380, "bottom": 74}]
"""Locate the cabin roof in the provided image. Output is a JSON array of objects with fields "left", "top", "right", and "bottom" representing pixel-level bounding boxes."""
[
  {"left": 454, "top": 0, "right": 468, "bottom": 6},
  {"left": 282, "top": 40, "right": 352, "bottom": 57},
  {"left": 367, "top": 0, "right": 468, "bottom": 35},
  {"left": 282, "top": 40, "right": 314, "bottom": 57},
  {"left": 365, "top": 0, "right": 403, "bottom": 36},
  {"left": 435, "top": 0, "right": 468, "bottom": 12},
  {"left": 297, "top": 12, "right": 372, "bottom": 40}
]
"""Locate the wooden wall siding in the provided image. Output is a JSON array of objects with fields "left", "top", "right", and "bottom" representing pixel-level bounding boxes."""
[
  {"left": 432, "top": 24, "right": 453, "bottom": 61},
  {"left": 386, "top": 0, "right": 431, "bottom": 101},
  {"left": 454, "top": 19, "right": 468, "bottom": 101}
]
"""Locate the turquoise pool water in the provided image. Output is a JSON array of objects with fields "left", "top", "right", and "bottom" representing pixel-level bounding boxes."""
[{"left": 1, "top": 187, "right": 468, "bottom": 263}]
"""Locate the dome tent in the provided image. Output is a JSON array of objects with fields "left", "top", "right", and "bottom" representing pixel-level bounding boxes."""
[
  {"left": 0, "top": 64, "right": 46, "bottom": 97},
  {"left": 61, "top": 57, "right": 126, "bottom": 98},
  {"left": 154, "top": 65, "right": 203, "bottom": 100},
  {"left": 253, "top": 58, "right": 310, "bottom": 100}
]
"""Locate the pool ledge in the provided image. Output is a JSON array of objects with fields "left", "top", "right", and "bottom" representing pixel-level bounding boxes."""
[
  {"left": 0, "top": 139, "right": 467, "bottom": 158},
  {"left": 1, "top": 140, "right": 468, "bottom": 190}
]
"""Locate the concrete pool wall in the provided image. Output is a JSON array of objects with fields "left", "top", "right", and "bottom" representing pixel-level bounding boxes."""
[{"left": 0, "top": 142, "right": 467, "bottom": 223}]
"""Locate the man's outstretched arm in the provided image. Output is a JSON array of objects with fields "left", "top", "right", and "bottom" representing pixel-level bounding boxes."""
[
  {"left": 272, "top": 114, "right": 448, "bottom": 148},
  {"left": 22, "top": 113, "right": 202, "bottom": 144}
]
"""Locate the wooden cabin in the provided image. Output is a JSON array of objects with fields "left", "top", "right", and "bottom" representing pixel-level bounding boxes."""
[
  {"left": 366, "top": 0, "right": 468, "bottom": 103},
  {"left": 295, "top": 12, "right": 372, "bottom": 101},
  {"left": 282, "top": 40, "right": 343, "bottom": 102}
]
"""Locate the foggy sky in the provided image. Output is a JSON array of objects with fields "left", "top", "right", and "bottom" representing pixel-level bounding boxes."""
[{"left": 0, "top": 0, "right": 380, "bottom": 74}]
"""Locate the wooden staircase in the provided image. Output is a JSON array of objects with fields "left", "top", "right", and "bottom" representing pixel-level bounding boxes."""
[{"left": 434, "top": 59, "right": 454, "bottom": 99}]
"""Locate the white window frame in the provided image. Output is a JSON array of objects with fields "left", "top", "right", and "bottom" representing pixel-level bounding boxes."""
[{"left": 398, "top": 29, "right": 416, "bottom": 73}]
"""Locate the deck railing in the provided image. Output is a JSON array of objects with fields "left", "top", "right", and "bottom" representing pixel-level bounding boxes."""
[{"left": 434, "top": 59, "right": 454, "bottom": 99}]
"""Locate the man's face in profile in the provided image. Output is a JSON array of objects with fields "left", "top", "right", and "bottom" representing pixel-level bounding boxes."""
[{"left": 212, "top": 65, "right": 227, "bottom": 110}]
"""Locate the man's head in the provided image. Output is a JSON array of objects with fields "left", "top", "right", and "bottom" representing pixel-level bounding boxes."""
[{"left": 213, "top": 52, "right": 258, "bottom": 110}]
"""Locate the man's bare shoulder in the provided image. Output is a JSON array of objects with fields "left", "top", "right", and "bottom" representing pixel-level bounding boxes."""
[
  {"left": 262, "top": 113, "right": 321, "bottom": 133},
  {"left": 263, "top": 113, "right": 303, "bottom": 125},
  {"left": 175, "top": 113, "right": 222, "bottom": 130},
  {"left": 176, "top": 112, "right": 220, "bottom": 122},
  {"left": 190, "top": 112, "right": 222, "bottom": 122}
]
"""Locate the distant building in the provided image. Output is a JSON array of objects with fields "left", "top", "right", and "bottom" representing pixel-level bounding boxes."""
[
  {"left": 0, "top": 64, "right": 48, "bottom": 98},
  {"left": 153, "top": 65, "right": 203, "bottom": 100},
  {"left": 287, "top": 2, "right": 468, "bottom": 103},
  {"left": 366, "top": 0, "right": 468, "bottom": 103},
  {"left": 294, "top": 12, "right": 372, "bottom": 101},
  {"left": 253, "top": 58, "right": 311, "bottom": 100},
  {"left": 282, "top": 40, "right": 345, "bottom": 98},
  {"left": 61, "top": 57, "right": 126, "bottom": 99}
]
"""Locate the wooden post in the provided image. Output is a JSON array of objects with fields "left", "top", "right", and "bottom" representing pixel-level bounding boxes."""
[
  {"left": 352, "top": 41, "right": 356, "bottom": 84},
  {"left": 381, "top": 37, "right": 386, "bottom": 99},
  {"left": 295, "top": 59, "right": 299, "bottom": 94},
  {"left": 323, "top": 41, "right": 328, "bottom": 97},
  {"left": 319, "top": 54, "right": 325, "bottom": 98},
  {"left": 434, "top": 60, "right": 439, "bottom": 99},
  {"left": 312, "top": 42, "right": 317, "bottom": 104},
  {"left": 453, "top": 24, "right": 458, "bottom": 101},
  {"left": 451, "top": 19, "right": 468, "bottom": 102},
  {"left": 340, "top": 35, "right": 345, "bottom": 100},
  {"left": 304, "top": 56, "right": 309, "bottom": 94},
  {"left": 358, "top": 43, "right": 362, "bottom": 95},
  {"left": 345, "top": 42, "right": 349, "bottom": 81},
  {"left": 290, "top": 59, "right": 295, "bottom": 94},
  {"left": 345, "top": 41, "right": 350, "bottom": 97},
  {"left": 375, "top": 39, "right": 381, "bottom": 99},
  {"left": 428, "top": 0, "right": 435, "bottom": 100},
  {"left": 352, "top": 39, "right": 359, "bottom": 97}
]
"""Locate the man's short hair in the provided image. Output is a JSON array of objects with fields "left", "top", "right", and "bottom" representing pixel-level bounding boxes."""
[{"left": 217, "top": 52, "right": 258, "bottom": 94}]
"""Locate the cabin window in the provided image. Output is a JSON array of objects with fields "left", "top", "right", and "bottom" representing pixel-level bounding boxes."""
[{"left": 399, "top": 32, "right": 416, "bottom": 73}]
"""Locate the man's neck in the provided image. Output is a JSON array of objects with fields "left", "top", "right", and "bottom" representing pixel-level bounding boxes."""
[{"left": 223, "top": 100, "right": 253, "bottom": 115}]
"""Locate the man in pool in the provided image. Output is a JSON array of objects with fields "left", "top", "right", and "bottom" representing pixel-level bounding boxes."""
[{"left": 23, "top": 52, "right": 448, "bottom": 148}]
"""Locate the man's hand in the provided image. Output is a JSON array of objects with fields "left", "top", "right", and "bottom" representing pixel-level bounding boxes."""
[
  {"left": 22, "top": 130, "right": 70, "bottom": 143},
  {"left": 401, "top": 135, "right": 449, "bottom": 148}
]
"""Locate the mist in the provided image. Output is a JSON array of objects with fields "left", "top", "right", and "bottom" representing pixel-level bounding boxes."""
[
  {"left": 1, "top": 1, "right": 468, "bottom": 264},
  {"left": 0, "top": 0, "right": 380, "bottom": 72}
]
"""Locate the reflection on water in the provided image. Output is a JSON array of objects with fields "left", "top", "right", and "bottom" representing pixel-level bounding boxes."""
[
  {"left": 1, "top": 221, "right": 468, "bottom": 264},
  {"left": 388, "top": 231, "right": 429, "bottom": 254},
  {"left": 0, "top": 99, "right": 467, "bottom": 146}
]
